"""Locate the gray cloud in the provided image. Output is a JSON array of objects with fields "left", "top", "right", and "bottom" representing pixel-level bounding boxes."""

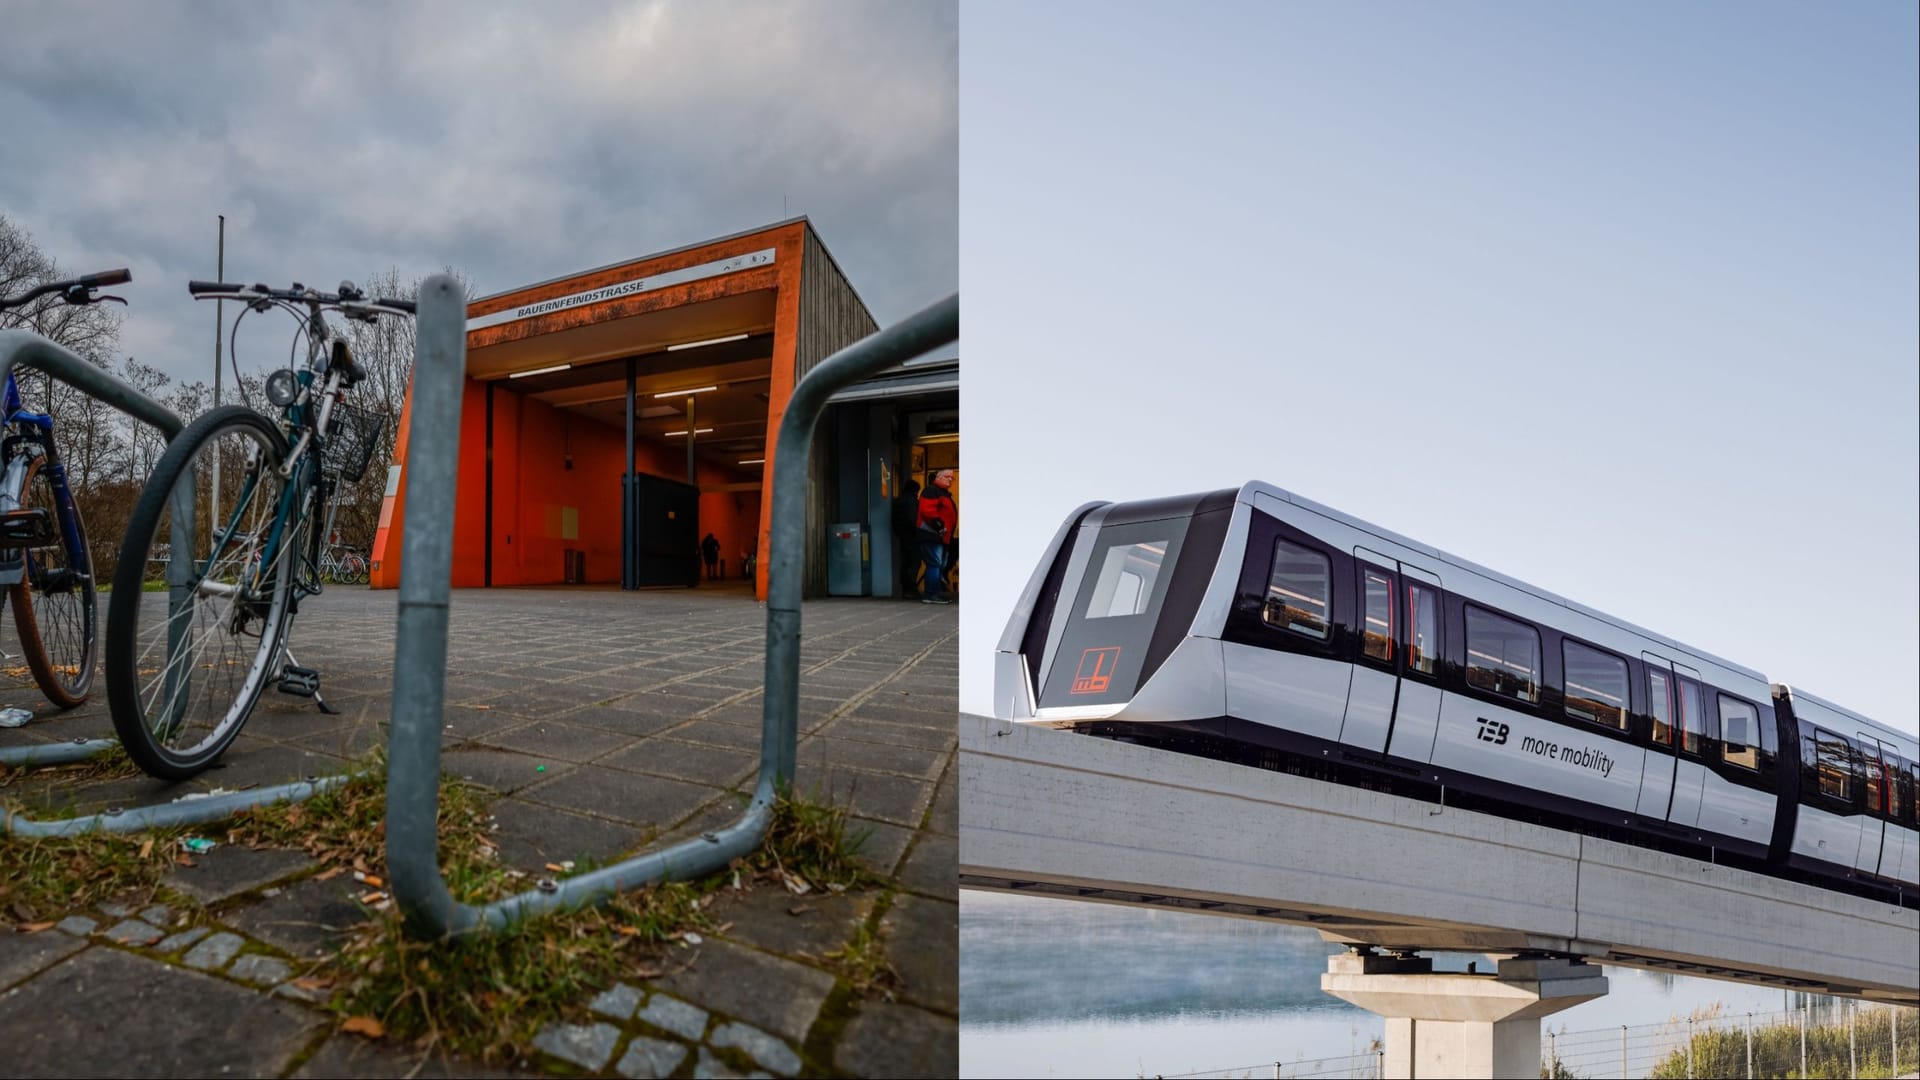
[{"left": 1, "top": 0, "right": 956, "bottom": 384}]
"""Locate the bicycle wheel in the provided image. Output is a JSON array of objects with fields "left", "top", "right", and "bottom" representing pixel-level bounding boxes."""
[
  {"left": 105, "top": 406, "right": 298, "bottom": 780},
  {"left": 9, "top": 452, "right": 97, "bottom": 708},
  {"left": 343, "top": 552, "right": 368, "bottom": 585}
]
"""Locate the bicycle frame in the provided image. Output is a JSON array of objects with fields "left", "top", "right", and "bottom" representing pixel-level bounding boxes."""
[{"left": 0, "top": 372, "right": 91, "bottom": 593}]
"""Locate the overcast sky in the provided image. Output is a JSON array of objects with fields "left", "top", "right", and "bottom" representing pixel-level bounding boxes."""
[
  {"left": 0, "top": 0, "right": 956, "bottom": 387},
  {"left": 961, "top": 1, "right": 1917, "bottom": 736}
]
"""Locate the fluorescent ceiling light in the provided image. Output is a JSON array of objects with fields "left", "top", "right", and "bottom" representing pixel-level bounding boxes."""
[
  {"left": 663, "top": 428, "right": 715, "bottom": 437},
  {"left": 666, "top": 333, "right": 749, "bottom": 352},
  {"left": 652, "top": 385, "right": 718, "bottom": 398},
  {"left": 738, "top": 458, "right": 766, "bottom": 465},
  {"left": 508, "top": 363, "right": 571, "bottom": 379}
]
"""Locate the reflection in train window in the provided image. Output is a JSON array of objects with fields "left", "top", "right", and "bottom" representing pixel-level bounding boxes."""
[
  {"left": 1812, "top": 728, "right": 1853, "bottom": 802},
  {"left": 1719, "top": 695, "right": 1760, "bottom": 770},
  {"left": 1564, "top": 641, "right": 1628, "bottom": 730},
  {"left": 1648, "top": 669, "right": 1675, "bottom": 746},
  {"left": 1361, "top": 569, "right": 1393, "bottom": 662},
  {"left": 1084, "top": 541, "right": 1168, "bottom": 619},
  {"left": 1465, "top": 606, "right": 1540, "bottom": 704},
  {"left": 1263, "top": 539, "right": 1330, "bottom": 640},
  {"left": 1407, "top": 583, "right": 1438, "bottom": 676},
  {"left": 1677, "top": 678, "right": 1705, "bottom": 755},
  {"left": 1864, "top": 744, "right": 1885, "bottom": 816}
]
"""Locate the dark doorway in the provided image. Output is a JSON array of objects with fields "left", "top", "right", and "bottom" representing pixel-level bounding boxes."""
[{"left": 625, "top": 473, "right": 700, "bottom": 587}]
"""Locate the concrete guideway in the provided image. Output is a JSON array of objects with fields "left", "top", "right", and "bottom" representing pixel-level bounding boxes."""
[{"left": 958, "top": 715, "right": 1919, "bottom": 1004}]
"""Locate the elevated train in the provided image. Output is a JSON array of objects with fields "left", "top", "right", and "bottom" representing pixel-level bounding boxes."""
[{"left": 994, "top": 482, "right": 1919, "bottom": 909}]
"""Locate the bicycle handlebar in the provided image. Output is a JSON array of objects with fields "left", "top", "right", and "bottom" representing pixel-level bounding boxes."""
[
  {"left": 0, "top": 268, "right": 134, "bottom": 310},
  {"left": 188, "top": 280, "right": 414, "bottom": 318}
]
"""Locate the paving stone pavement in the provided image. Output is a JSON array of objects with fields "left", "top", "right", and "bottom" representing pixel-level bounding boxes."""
[{"left": 0, "top": 585, "right": 958, "bottom": 1077}]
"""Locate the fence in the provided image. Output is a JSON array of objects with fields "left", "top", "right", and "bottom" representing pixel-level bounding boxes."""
[
  {"left": 1170, "top": 1002, "right": 1918, "bottom": 1080},
  {"left": 1546, "top": 1001, "right": 1918, "bottom": 1079}
]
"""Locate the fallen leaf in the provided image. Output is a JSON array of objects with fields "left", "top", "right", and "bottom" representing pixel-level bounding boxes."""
[
  {"left": 138, "top": 839, "right": 154, "bottom": 859},
  {"left": 341, "top": 1016, "right": 385, "bottom": 1038},
  {"left": 9, "top": 902, "right": 35, "bottom": 922},
  {"left": 352, "top": 856, "right": 371, "bottom": 874},
  {"left": 291, "top": 977, "right": 332, "bottom": 991},
  {"left": 175, "top": 855, "right": 196, "bottom": 868},
  {"left": 314, "top": 866, "right": 347, "bottom": 881},
  {"left": 17, "top": 921, "right": 55, "bottom": 933}
]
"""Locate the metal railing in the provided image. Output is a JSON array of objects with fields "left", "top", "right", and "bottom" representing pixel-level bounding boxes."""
[
  {"left": 0, "top": 330, "right": 352, "bottom": 833},
  {"left": 383, "top": 274, "right": 959, "bottom": 937}
]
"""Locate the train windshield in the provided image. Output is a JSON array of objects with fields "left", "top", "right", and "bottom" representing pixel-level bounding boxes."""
[{"left": 1036, "top": 517, "right": 1192, "bottom": 710}]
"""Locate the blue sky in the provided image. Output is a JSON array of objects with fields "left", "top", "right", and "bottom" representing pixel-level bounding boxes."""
[{"left": 959, "top": 2, "right": 1918, "bottom": 734}]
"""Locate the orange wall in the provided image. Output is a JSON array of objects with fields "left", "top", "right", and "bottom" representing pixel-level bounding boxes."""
[
  {"left": 372, "top": 221, "right": 803, "bottom": 595},
  {"left": 445, "top": 381, "right": 759, "bottom": 587}
]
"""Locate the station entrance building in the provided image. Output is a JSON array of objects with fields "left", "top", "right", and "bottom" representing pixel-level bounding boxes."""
[{"left": 368, "top": 219, "right": 957, "bottom": 600}]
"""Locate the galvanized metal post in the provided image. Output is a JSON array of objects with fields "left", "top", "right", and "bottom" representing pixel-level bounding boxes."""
[
  {"left": 1687, "top": 1017, "right": 1694, "bottom": 1078},
  {"left": 1621, "top": 1025, "right": 1628, "bottom": 1078},
  {"left": 1892, "top": 1005, "right": 1899, "bottom": 1074},
  {"left": 383, "top": 281, "right": 958, "bottom": 936},
  {"left": 1848, "top": 1000, "right": 1856, "bottom": 1078},
  {"left": 1744, "top": 1013, "right": 1752, "bottom": 1079},
  {"left": 1548, "top": 1030, "right": 1556, "bottom": 1077}
]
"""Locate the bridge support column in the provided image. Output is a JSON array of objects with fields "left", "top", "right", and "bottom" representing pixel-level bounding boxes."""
[{"left": 1321, "top": 950, "right": 1607, "bottom": 1080}]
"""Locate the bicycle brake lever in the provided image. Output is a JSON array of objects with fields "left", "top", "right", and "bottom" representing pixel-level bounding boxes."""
[{"left": 94, "top": 293, "right": 128, "bottom": 307}]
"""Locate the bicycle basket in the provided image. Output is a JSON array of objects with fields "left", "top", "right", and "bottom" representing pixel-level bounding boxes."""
[{"left": 323, "top": 401, "right": 387, "bottom": 482}]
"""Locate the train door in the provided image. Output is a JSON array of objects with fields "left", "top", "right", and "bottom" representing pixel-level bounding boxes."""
[
  {"left": 1667, "top": 666, "right": 1709, "bottom": 828},
  {"left": 1338, "top": 552, "right": 1398, "bottom": 752},
  {"left": 1854, "top": 734, "right": 1891, "bottom": 877},
  {"left": 1341, "top": 549, "right": 1444, "bottom": 760},
  {"left": 1391, "top": 564, "right": 1445, "bottom": 763},
  {"left": 1635, "top": 653, "right": 1679, "bottom": 820}
]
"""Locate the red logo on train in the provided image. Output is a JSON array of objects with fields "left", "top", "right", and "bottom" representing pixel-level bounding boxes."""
[{"left": 1070, "top": 647, "right": 1122, "bottom": 694}]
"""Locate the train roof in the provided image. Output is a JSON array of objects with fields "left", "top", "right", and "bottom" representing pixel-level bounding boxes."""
[{"left": 1230, "top": 480, "right": 1900, "bottom": 743}]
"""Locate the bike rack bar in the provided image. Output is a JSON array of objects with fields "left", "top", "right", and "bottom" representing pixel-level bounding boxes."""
[
  {"left": 0, "top": 330, "right": 184, "bottom": 774},
  {"left": 5, "top": 775, "right": 348, "bottom": 837},
  {"left": 386, "top": 275, "right": 959, "bottom": 937}
]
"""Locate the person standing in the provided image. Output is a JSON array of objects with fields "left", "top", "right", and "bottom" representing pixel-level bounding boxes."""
[
  {"left": 916, "top": 468, "right": 957, "bottom": 605},
  {"left": 893, "top": 478, "right": 922, "bottom": 599},
  {"left": 700, "top": 532, "right": 721, "bottom": 580}
]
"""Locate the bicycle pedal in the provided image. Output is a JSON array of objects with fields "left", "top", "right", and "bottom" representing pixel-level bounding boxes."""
[
  {"left": 277, "top": 665, "right": 321, "bottom": 697},
  {"left": 0, "top": 508, "right": 56, "bottom": 547}
]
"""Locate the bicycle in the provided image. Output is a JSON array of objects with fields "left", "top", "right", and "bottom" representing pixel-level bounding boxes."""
[
  {"left": 317, "top": 543, "right": 368, "bottom": 585},
  {"left": 104, "top": 277, "right": 409, "bottom": 779},
  {"left": 0, "top": 267, "right": 130, "bottom": 710}
]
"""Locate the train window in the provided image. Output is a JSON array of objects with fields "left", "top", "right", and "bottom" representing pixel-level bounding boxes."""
[
  {"left": 1648, "top": 669, "right": 1675, "bottom": 746},
  {"left": 1262, "top": 539, "right": 1330, "bottom": 640},
  {"left": 1811, "top": 728, "right": 1853, "bottom": 803},
  {"left": 1464, "top": 606, "right": 1540, "bottom": 705},
  {"left": 1563, "top": 641, "right": 1628, "bottom": 730},
  {"left": 1676, "top": 678, "right": 1705, "bottom": 755},
  {"left": 1084, "top": 541, "right": 1169, "bottom": 619},
  {"left": 1407, "top": 583, "right": 1438, "bottom": 676},
  {"left": 1905, "top": 764, "right": 1918, "bottom": 826},
  {"left": 1361, "top": 569, "right": 1393, "bottom": 662},
  {"left": 1718, "top": 696, "right": 1760, "bottom": 771},
  {"left": 1863, "top": 745, "right": 1885, "bottom": 817}
]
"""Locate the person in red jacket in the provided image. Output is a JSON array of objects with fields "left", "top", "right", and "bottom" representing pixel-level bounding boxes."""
[{"left": 915, "top": 468, "right": 957, "bottom": 605}]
